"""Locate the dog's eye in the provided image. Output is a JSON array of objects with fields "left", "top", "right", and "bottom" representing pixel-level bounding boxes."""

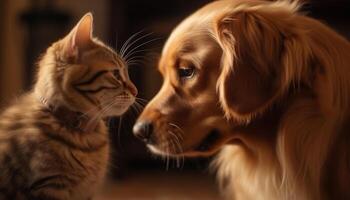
[{"left": 178, "top": 67, "right": 195, "bottom": 79}]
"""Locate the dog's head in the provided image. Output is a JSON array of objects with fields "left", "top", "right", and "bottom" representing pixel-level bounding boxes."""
[
  {"left": 135, "top": 30, "right": 230, "bottom": 156},
  {"left": 133, "top": 0, "right": 318, "bottom": 157}
]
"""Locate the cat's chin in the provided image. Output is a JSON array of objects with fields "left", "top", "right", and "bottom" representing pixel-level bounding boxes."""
[{"left": 104, "top": 105, "right": 133, "bottom": 117}]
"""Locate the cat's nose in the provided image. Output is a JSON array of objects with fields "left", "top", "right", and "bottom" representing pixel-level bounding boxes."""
[
  {"left": 133, "top": 121, "right": 153, "bottom": 143},
  {"left": 124, "top": 82, "right": 138, "bottom": 96}
]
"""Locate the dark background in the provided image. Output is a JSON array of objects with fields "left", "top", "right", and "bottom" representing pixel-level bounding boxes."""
[{"left": 0, "top": 0, "right": 349, "bottom": 199}]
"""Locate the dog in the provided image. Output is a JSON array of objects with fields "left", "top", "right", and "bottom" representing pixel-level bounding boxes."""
[{"left": 133, "top": 0, "right": 350, "bottom": 199}]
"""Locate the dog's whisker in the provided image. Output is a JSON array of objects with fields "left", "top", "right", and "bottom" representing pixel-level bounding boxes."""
[
  {"left": 168, "top": 123, "right": 184, "bottom": 140},
  {"left": 166, "top": 139, "right": 170, "bottom": 171},
  {"left": 168, "top": 130, "right": 185, "bottom": 169},
  {"left": 170, "top": 137, "right": 181, "bottom": 168},
  {"left": 160, "top": 133, "right": 170, "bottom": 171},
  {"left": 169, "top": 139, "right": 175, "bottom": 169}
]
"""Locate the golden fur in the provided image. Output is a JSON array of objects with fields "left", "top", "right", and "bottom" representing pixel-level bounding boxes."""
[{"left": 135, "top": 0, "right": 350, "bottom": 199}]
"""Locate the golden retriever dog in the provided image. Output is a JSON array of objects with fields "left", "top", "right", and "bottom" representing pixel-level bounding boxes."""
[{"left": 133, "top": 0, "right": 350, "bottom": 199}]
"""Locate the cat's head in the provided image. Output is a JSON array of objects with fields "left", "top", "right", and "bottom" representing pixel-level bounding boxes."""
[{"left": 34, "top": 13, "right": 137, "bottom": 117}]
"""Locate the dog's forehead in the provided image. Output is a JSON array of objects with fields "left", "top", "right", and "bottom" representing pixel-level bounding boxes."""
[
  {"left": 160, "top": 8, "right": 219, "bottom": 72},
  {"left": 159, "top": 0, "right": 251, "bottom": 72},
  {"left": 161, "top": 0, "right": 243, "bottom": 56},
  {"left": 159, "top": 35, "right": 215, "bottom": 70},
  {"left": 161, "top": 1, "right": 225, "bottom": 57}
]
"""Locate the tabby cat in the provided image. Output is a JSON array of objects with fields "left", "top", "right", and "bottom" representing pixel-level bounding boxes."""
[{"left": 0, "top": 13, "right": 137, "bottom": 199}]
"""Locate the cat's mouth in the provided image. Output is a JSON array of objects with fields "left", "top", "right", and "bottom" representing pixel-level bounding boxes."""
[
  {"left": 101, "top": 99, "right": 135, "bottom": 117},
  {"left": 116, "top": 101, "right": 135, "bottom": 111}
]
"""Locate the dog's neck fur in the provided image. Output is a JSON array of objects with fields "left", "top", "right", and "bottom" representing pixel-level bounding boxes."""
[{"left": 219, "top": 83, "right": 350, "bottom": 200}]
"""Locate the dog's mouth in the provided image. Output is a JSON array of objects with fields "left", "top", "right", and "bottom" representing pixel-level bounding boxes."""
[{"left": 147, "top": 129, "right": 224, "bottom": 157}]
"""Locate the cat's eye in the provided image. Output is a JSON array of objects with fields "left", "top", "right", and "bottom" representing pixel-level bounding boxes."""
[
  {"left": 178, "top": 66, "right": 195, "bottom": 80},
  {"left": 113, "top": 69, "right": 122, "bottom": 79}
]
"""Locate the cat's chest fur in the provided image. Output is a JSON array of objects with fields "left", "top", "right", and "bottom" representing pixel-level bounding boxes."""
[{"left": 0, "top": 95, "right": 110, "bottom": 199}]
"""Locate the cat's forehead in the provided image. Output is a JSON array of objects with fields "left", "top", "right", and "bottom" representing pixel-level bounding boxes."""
[{"left": 81, "top": 45, "right": 125, "bottom": 69}]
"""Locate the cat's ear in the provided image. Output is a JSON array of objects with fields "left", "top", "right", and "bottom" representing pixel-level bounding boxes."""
[{"left": 63, "top": 12, "right": 94, "bottom": 57}]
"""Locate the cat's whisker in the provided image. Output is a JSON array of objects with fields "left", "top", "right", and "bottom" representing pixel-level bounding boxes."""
[
  {"left": 128, "top": 104, "right": 142, "bottom": 118},
  {"left": 117, "top": 116, "right": 123, "bottom": 149},
  {"left": 126, "top": 55, "right": 149, "bottom": 62},
  {"left": 80, "top": 100, "right": 112, "bottom": 118},
  {"left": 130, "top": 105, "right": 140, "bottom": 115},
  {"left": 133, "top": 101, "right": 145, "bottom": 113},
  {"left": 124, "top": 50, "right": 156, "bottom": 63},
  {"left": 127, "top": 101, "right": 144, "bottom": 116},
  {"left": 136, "top": 97, "right": 149, "bottom": 102},
  {"left": 126, "top": 60, "right": 146, "bottom": 66},
  {"left": 126, "top": 57, "right": 149, "bottom": 66},
  {"left": 122, "top": 33, "right": 155, "bottom": 59},
  {"left": 120, "top": 30, "right": 150, "bottom": 56},
  {"left": 85, "top": 100, "right": 120, "bottom": 131},
  {"left": 124, "top": 49, "right": 155, "bottom": 62},
  {"left": 119, "top": 29, "right": 147, "bottom": 57},
  {"left": 80, "top": 97, "right": 121, "bottom": 117},
  {"left": 135, "top": 100, "right": 148, "bottom": 107},
  {"left": 76, "top": 95, "right": 133, "bottom": 124},
  {"left": 127, "top": 61, "right": 145, "bottom": 67},
  {"left": 123, "top": 37, "right": 161, "bottom": 61},
  {"left": 135, "top": 98, "right": 148, "bottom": 106},
  {"left": 121, "top": 32, "right": 154, "bottom": 58},
  {"left": 99, "top": 101, "right": 121, "bottom": 119}
]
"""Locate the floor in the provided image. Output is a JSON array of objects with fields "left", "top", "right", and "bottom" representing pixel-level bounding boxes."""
[{"left": 95, "top": 170, "right": 222, "bottom": 200}]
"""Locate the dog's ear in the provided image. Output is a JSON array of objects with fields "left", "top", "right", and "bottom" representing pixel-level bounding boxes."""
[{"left": 214, "top": 10, "right": 287, "bottom": 122}]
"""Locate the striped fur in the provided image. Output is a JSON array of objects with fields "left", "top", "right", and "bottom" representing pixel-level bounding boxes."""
[{"left": 0, "top": 13, "right": 136, "bottom": 200}]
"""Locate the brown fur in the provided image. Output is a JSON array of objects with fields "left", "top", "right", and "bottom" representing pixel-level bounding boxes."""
[
  {"left": 135, "top": 1, "right": 350, "bottom": 199},
  {"left": 0, "top": 13, "right": 136, "bottom": 199}
]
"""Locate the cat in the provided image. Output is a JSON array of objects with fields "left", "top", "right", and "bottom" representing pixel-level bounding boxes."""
[{"left": 0, "top": 13, "right": 137, "bottom": 200}]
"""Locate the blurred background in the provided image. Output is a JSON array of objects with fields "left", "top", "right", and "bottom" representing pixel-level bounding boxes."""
[{"left": 0, "top": 0, "right": 348, "bottom": 199}]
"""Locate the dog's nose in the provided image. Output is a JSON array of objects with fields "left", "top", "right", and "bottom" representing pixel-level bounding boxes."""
[{"left": 133, "top": 121, "right": 153, "bottom": 143}]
